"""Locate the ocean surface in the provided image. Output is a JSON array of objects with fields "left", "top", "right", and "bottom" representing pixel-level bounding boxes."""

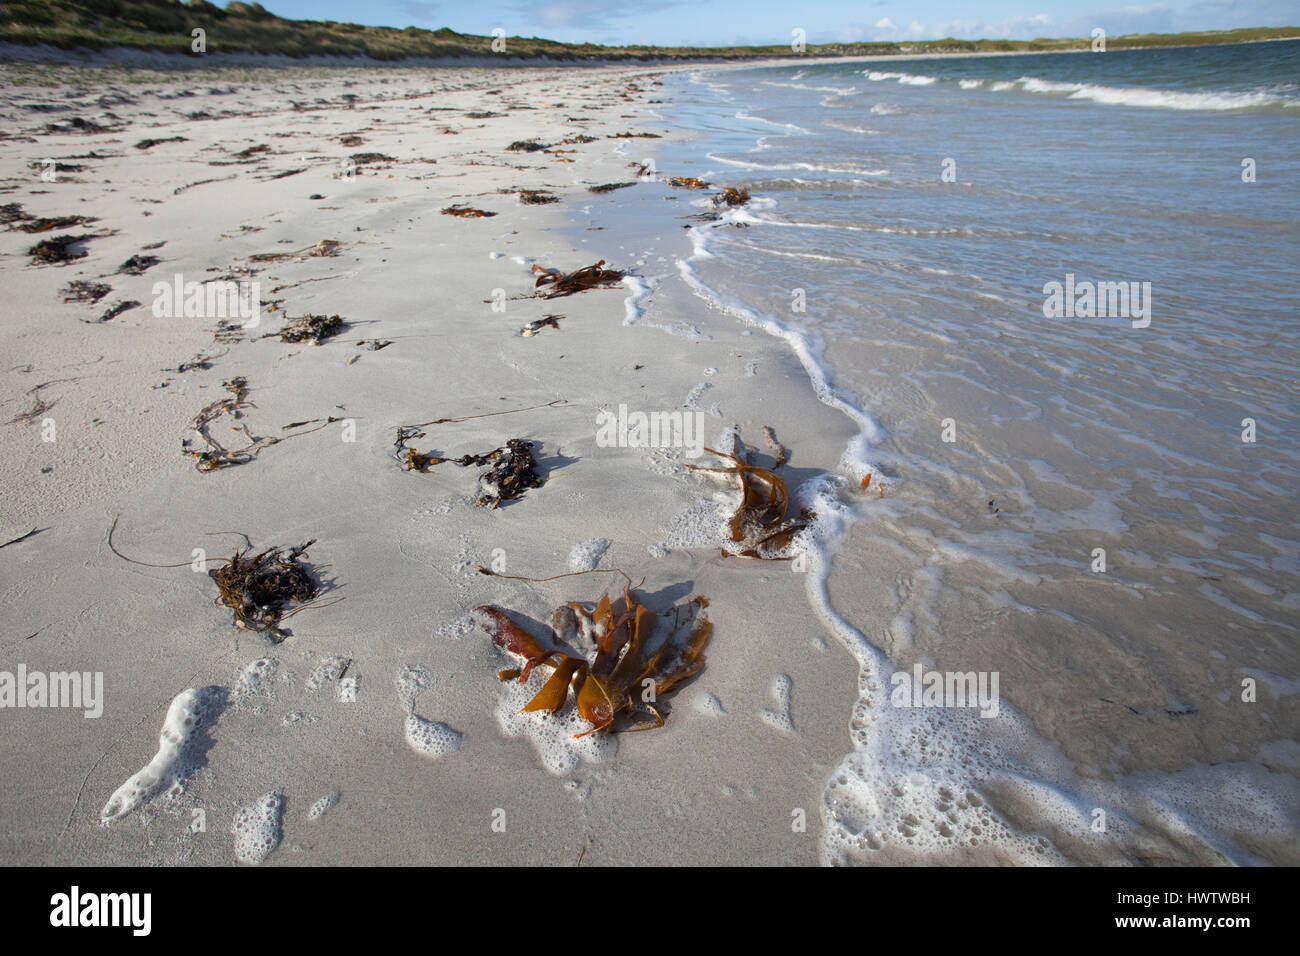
[{"left": 630, "top": 41, "right": 1299, "bottom": 863}]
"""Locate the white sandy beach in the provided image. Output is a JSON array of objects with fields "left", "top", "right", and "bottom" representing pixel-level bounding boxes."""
[{"left": 0, "top": 60, "right": 871, "bottom": 866}]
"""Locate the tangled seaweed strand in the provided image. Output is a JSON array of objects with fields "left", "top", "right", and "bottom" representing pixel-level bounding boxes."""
[
  {"left": 184, "top": 377, "right": 339, "bottom": 472},
  {"left": 396, "top": 432, "right": 543, "bottom": 508},
  {"left": 210, "top": 540, "right": 319, "bottom": 642},
  {"left": 280, "top": 313, "right": 345, "bottom": 345},
  {"left": 531, "top": 260, "right": 625, "bottom": 299}
]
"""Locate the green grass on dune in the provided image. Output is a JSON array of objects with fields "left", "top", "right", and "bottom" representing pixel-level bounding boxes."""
[{"left": 1, "top": 1, "right": 1297, "bottom": 62}]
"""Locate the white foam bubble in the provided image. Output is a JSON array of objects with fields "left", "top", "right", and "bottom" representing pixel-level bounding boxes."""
[
  {"left": 231, "top": 657, "right": 277, "bottom": 706},
  {"left": 396, "top": 665, "right": 461, "bottom": 758},
  {"left": 760, "top": 674, "right": 795, "bottom": 733},
  {"left": 568, "top": 538, "right": 611, "bottom": 572},
  {"left": 695, "top": 692, "right": 726, "bottom": 716},
  {"left": 494, "top": 669, "right": 615, "bottom": 775},
  {"left": 404, "top": 713, "right": 462, "bottom": 757},
  {"left": 337, "top": 675, "right": 359, "bottom": 702},
  {"left": 307, "top": 790, "right": 340, "bottom": 821},
  {"left": 281, "top": 711, "right": 319, "bottom": 727},
  {"left": 305, "top": 656, "right": 350, "bottom": 691},
  {"left": 100, "top": 687, "right": 220, "bottom": 823},
  {"left": 232, "top": 790, "right": 284, "bottom": 864},
  {"left": 394, "top": 664, "right": 431, "bottom": 713}
]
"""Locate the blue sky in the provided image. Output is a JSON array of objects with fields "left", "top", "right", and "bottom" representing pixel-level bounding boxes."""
[{"left": 249, "top": 0, "right": 1300, "bottom": 47}]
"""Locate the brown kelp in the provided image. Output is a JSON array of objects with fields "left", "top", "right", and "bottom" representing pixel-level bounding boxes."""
[
  {"left": 531, "top": 260, "right": 625, "bottom": 298},
  {"left": 476, "top": 586, "right": 710, "bottom": 736},
  {"left": 249, "top": 239, "right": 341, "bottom": 262},
  {"left": 689, "top": 438, "right": 812, "bottom": 559},
  {"left": 441, "top": 205, "right": 497, "bottom": 218},
  {"left": 713, "top": 186, "right": 751, "bottom": 207}
]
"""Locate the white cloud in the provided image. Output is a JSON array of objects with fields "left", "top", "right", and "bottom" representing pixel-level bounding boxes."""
[{"left": 856, "top": 0, "right": 1300, "bottom": 43}]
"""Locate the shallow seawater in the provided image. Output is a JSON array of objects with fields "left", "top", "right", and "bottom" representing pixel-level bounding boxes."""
[{"left": 595, "top": 42, "right": 1299, "bottom": 863}]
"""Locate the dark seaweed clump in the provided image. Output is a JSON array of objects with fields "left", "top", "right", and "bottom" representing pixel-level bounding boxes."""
[
  {"left": 281, "top": 314, "right": 345, "bottom": 344},
  {"left": 210, "top": 540, "right": 320, "bottom": 642}
]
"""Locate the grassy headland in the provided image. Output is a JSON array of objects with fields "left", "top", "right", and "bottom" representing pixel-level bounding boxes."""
[{"left": 1, "top": 1, "right": 1297, "bottom": 62}]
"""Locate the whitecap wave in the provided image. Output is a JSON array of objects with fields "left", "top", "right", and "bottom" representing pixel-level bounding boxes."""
[
  {"left": 1012, "top": 75, "right": 1296, "bottom": 111},
  {"left": 865, "top": 70, "right": 937, "bottom": 85}
]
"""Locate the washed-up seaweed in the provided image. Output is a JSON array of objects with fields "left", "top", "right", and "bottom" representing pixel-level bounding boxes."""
[
  {"left": 521, "top": 314, "right": 563, "bottom": 336},
  {"left": 93, "top": 300, "right": 140, "bottom": 323},
  {"left": 280, "top": 313, "right": 346, "bottom": 345},
  {"left": 11, "top": 215, "right": 98, "bottom": 234},
  {"left": 212, "top": 319, "right": 245, "bottom": 344},
  {"left": 395, "top": 430, "right": 542, "bottom": 508},
  {"left": 183, "top": 377, "right": 338, "bottom": 472},
  {"left": 761, "top": 425, "right": 789, "bottom": 468},
  {"left": 339, "top": 134, "right": 366, "bottom": 147},
  {"left": 62, "top": 280, "right": 111, "bottom": 304},
  {"left": 104, "top": 516, "right": 338, "bottom": 642},
  {"left": 714, "top": 187, "right": 751, "bottom": 207},
  {"left": 28, "top": 234, "right": 97, "bottom": 265},
  {"left": 562, "top": 134, "right": 598, "bottom": 145},
  {"left": 184, "top": 377, "right": 255, "bottom": 472},
  {"left": 668, "top": 176, "right": 712, "bottom": 190},
  {"left": 350, "top": 152, "right": 396, "bottom": 165},
  {"left": 174, "top": 175, "right": 237, "bottom": 196},
  {"left": 475, "top": 585, "right": 710, "bottom": 736},
  {"left": 169, "top": 348, "right": 227, "bottom": 373},
  {"left": 689, "top": 438, "right": 812, "bottom": 559},
  {"left": 506, "top": 140, "right": 549, "bottom": 152},
  {"left": 209, "top": 539, "right": 320, "bottom": 642},
  {"left": 607, "top": 132, "right": 662, "bottom": 139},
  {"left": 465, "top": 111, "right": 501, "bottom": 119},
  {"left": 135, "top": 136, "right": 188, "bottom": 150},
  {"left": 0, "top": 203, "right": 29, "bottom": 226},
  {"left": 45, "top": 117, "right": 114, "bottom": 134},
  {"left": 532, "top": 260, "right": 625, "bottom": 299},
  {"left": 249, "top": 239, "right": 341, "bottom": 263},
  {"left": 233, "top": 144, "right": 271, "bottom": 159},
  {"left": 441, "top": 205, "right": 496, "bottom": 218},
  {"left": 0, "top": 527, "right": 40, "bottom": 549},
  {"left": 588, "top": 181, "right": 637, "bottom": 194},
  {"left": 116, "top": 254, "right": 160, "bottom": 275},
  {"left": 6, "top": 383, "right": 54, "bottom": 425},
  {"left": 518, "top": 189, "right": 559, "bottom": 205},
  {"left": 281, "top": 415, "right": 344, "bottom": 430},
  {"left": 27, "top": 160, "right": 87, "bottom": 175}
]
